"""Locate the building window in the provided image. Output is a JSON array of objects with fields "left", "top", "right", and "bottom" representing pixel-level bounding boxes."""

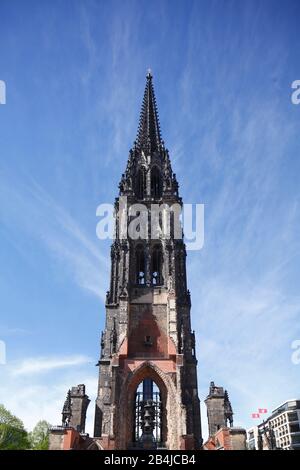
[
  {"left": 151, "top": 245, "right": 163, "bottom": 285},
  {"left": 290, "top": 423, "right": 300, "bottom": 433},
  {"left": 291, "top": 434, "right": 300, "bottom": 444},
  {"left": 288, "top": 412, "right": 298, "bottom": 422},
  {"left": 144, "top": 336, "right": 153, "bottom": 347},
  {"left": 151, "top": 166, "right": 161, "bottom": 198},
  {"left": 135, "top": 245, "right": 145, "bottom": 285},
  {"left": 136, "top": 168, "right": 146, "bottom": 199}
]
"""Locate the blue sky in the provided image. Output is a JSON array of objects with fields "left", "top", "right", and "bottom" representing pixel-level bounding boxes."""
[{"left": 0, "top": 0, "right": 300, "bottom": 439}]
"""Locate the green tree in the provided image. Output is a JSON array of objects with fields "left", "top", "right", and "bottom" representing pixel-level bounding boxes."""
[
  {"left": 0, "top": 404, "right": 29, "bottom": 450},
  {"left": 28, "top": 420, "right": 51, "bottom": 450}
]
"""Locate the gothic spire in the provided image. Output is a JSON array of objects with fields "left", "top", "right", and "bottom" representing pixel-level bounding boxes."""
[{"left": 136, "top": 70, "right": 162, "bottom": 153}]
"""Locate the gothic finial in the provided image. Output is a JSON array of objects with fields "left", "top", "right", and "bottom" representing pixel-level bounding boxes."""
[
  {"left": 146, "top": 68, "right": 153, "bottom": 80},
  {"left": 224, "top": 389, "right": 234, "bottom": 427},
  {"left": 100, "top": 331, "right": 105, "bottom": 358},
  {"left": 110, "top": 317, "right": 118, "bottom": 355},
  {"left": 179, "top": 319, "right": 184, "bottom": 354},
  {"left": 62, "top": 389, "right": 72, "bottom": 426}
]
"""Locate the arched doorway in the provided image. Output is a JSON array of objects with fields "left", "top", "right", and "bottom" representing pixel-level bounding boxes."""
[{"left": 121, "top": 364, "right": 169, "bottom": 449}]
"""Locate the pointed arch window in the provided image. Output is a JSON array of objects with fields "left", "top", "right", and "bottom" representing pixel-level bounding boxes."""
[
  {"left": 136, "top": 168, "right": 146, "bottom": 199},
  {"left": 135, "top": 244, "right": 145, "bottom": 285},
  {"left": 151, "top": 167, "right": 161, "bottom": 198},
  {"left": 151, "top": 244, "right": 163, "bottom": 286}
]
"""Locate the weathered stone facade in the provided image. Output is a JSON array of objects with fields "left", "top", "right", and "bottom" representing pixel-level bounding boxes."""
[
  {"left": 61, "top": 384, "right": 90, "bottom": 433},
  {"left": 203, "top": 382, "right": 245, "bottom": 450},
  {"left": 94, "top": 72, "right": 202, "bottom": 450},
  {"left": 205, "top": 381, "right": 233, "bottom": 437}
]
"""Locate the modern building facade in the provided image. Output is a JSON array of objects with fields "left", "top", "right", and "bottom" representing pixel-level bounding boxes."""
[{"left": 247, "top": 400, "right": 300, "bottom": 450}]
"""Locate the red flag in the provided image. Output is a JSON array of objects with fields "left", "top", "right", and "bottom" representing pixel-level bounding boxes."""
[
  {"left": 258, "top": 408, "right": 267, "bottom": 414},
  {"left": 252, "top": 413, "right": 260, "bottom": 418}
]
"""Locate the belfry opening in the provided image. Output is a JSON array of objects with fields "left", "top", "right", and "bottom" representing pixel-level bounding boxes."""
[{"left": 131, "top": 379, "right": 163, "bottom": 449}]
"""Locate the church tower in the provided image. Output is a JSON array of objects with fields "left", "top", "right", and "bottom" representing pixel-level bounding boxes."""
[
  {"left": 94, "top": 72, "right": 202, "bottom": 450},
  {"left": 205, "top": 381, "right": 233, "bottom": 437}
]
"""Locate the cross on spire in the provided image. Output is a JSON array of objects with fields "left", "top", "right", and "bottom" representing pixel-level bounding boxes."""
[{"left": 146, "top": 68, "right": 152, "bottom": 79}]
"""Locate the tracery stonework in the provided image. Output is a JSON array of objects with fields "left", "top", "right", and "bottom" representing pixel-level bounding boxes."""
[{"left": 94, "top": 73, "right": 202, "bottom": 450}]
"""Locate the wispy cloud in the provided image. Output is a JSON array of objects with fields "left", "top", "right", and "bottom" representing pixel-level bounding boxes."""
[
  {"left": 0, "top": 326, "right": 32, "bottom": 337},
  {"left": 0, "top": 361, "right": 97, "bottom": 431},
  {"left": 11, "top": 355, "right": 93, "bottom": 376},
  {"left": 0, "top": 170, "right": 108, "bottom": 300}
]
